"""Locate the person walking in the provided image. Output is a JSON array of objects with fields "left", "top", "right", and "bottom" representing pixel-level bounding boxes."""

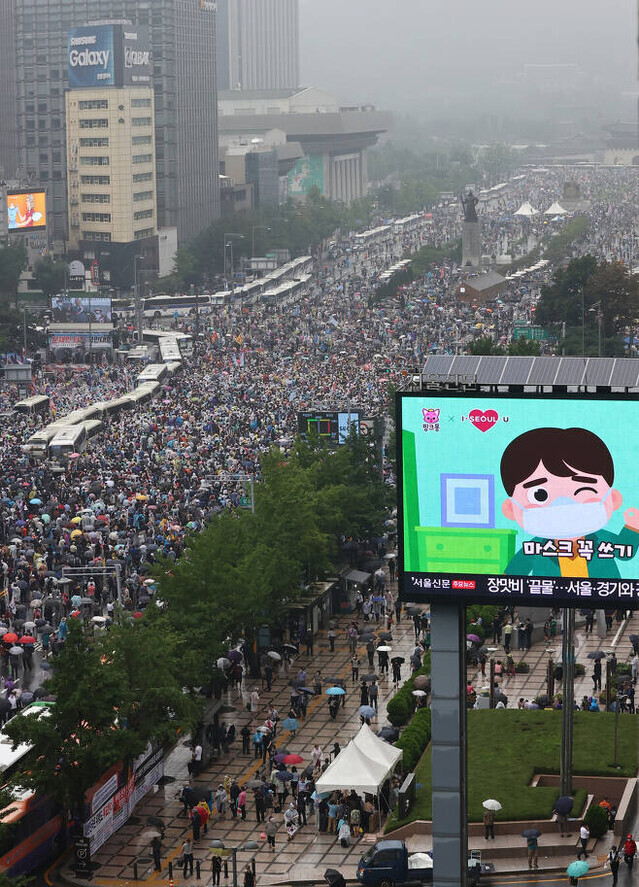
[
  {"left": 593, "top": 660, "right": 602, "bottom": 692},
  {"left": 368, "top": 681, "right": 379, "bottom": 711},
  {"left": 151, "top": 835, "right": 162, "bottom": 872},
  {"left": 241, "top": 724, "right": 251, "bottom": 755},
  {"left": 238, "top": 786, "right": 247, "bottom": 821},
  {"left": 578, "top": 822, "right": 590, "bottom": 859},
  {"left": 328, "top": 626, "right": 336, "bottom": 652},
  {"left": 526, "top": 833, "right": 538, "bottom": 870},
  {"left": 483, "top": 808, "right": 495, "bottom": 840},
  {"left": 265, "top": 815, "right": 278, "bottom": 851},
  {"left": 503, "top": 622, "right": 513, "bottom": 654},
  {"left": 212, "top": 856, "right": 222, "bottom": 886},
  {"left": 351, "top": 653, "right": 360, "bottom": 684},
  {"left": 608, "top": 846, "right": 620, "bottom": 887},
  {"left": 181, "top": 838, "right": 194, "bottom": 878}
]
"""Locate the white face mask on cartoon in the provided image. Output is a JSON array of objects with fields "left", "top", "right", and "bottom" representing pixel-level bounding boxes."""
[{"left": 513, "top": 492, "right": 611, "bottom": 540}]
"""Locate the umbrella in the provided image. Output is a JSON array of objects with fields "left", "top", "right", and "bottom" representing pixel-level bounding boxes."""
[
  {"left": 18, "top": 635, "right": 36, "bottom": 644},
  {"left": 325, "top": 686, "right": 345, "bottom": 696},
  {"left": 521, "top": 829, "right": 541, "bottom": 839},
  {"left": 274, "top": 753, "right": 289, "bottom": 764},
  {"left": 377, "top": 645, "right": 392, "bottom": 653},
  {"left": 227, "top": 650, "right": 243, "bottom": 662},
  {"left": 267, "top": 650, "right": 282, "bottom": 661},
  {"left": 248, "top": 779, "right": 266, "bottom": 789},
  {"left": 275, "top": 771, "right": 293, "bottom": 782},
  {"left": 216, "top": 657, "right": 231, "bottom": 669},
  {"left": 587, "top": 651, "right": 606, "bottom": 659},
  {"left": 298, "top": 687, "right": 315, "bottom": 694},
  {"left": 9, "top": 646, "right": 23, "bottom": 656},
  {"left": 41, "top": 661, "right": 51, "bottom": 670},
  {"left": 412, "top": 689, "right": 427, "bottom": 697},
  {"left": 140, "top": 828, "right": 162, "bottom": 840},
  {"left": 482, "top": 799, "right": 502, "bottom": 812},
  {"left": 467, "top": 634, "right": 482, "bottom": 643},
  {"left": 3, "top": 633, "right": 18, "bottom": 644},
  {"left": 567, "top": 861, "right": 589, "bottom": 878},
  {"left": 362, "top": 673, "right": 379, "bottom": 682},
  {"left": 71, "top": 516, "right": 82, "bottom": 524},
  {"left": 283, "top": 753, "right": 304, "bottom": 765},
  {"left": 378, "top": 632, "right": 393, "bottom": 641},
  {"left": 282, "top": 643, "right": 299, "bottom": 653},
  {"left": 377, "top": 726, "right": 399, "bottom": 743},
  {"left": 29, "top": 498, "right": 42, "bottom": 505},
  {"left": 554, "top": 796, "right": 574, "bottom": 816},
  {"left": 325, "top": 869, "right": 347, "bottom": 887},
  {"left": 281, "top": 718, "right": 299, "bottom": 732},
  {"left": 391, "top": 656, "right": 405, "bottom": 664},
  {"left": 91, "top": 616, "right": 106, "bottom": 625},
  {"left": 324, "top": 677, "right": 345, "bottom": 685},
  {"left": 359, "top": 705, "right": 376, "bottom": 719},
  {"left": 630, "top": 635, "right": 639, "bottom": 643}
]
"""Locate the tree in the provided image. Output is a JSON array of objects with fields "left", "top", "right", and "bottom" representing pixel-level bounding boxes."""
[
  {"left": 508, "top": 337, "right": 541, "bottom": 356},
  {"left": 32, "top": 256, "right": 67, "bottom": 298},
  {"left": 468, "top": 337, "right": 502, "bottom": 356},
  {"left": 0, "top": 241, "right": 28, "bottom": 303}
]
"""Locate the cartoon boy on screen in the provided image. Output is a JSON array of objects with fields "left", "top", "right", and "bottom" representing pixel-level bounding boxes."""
[{"left": 500, "top": 427, "right": 639, "bottom": 578}]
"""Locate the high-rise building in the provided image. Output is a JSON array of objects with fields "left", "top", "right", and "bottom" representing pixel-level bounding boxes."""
[
  {"left": 0, "top": 0, "right": 219, "bottom": 244},
  {"left": 217, "top": 0, "right": 299, "bottom": 91}
]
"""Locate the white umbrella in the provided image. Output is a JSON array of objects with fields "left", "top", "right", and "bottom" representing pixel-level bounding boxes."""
[
  {"left": 267, "top": 650, "right": 282, "bottom": 661},
  {"left": 483, "top": 799, "right": 502, "bottom": 811},
  {"left": 9, "top": 646, "right": 23, "bottom": 656},
  {"left": 91, "top": 616, "right": 107, "bottom": 624},
  {"left": 377, "top": 645, "right": 392, "bottom": 652},
  {"left": 412, "top": 689, "right": 427, "bottom": 697}
]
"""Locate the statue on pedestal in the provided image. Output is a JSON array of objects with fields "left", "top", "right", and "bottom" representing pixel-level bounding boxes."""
[{"left": 460, "top": 190, "right": 479, "bottom": 223}]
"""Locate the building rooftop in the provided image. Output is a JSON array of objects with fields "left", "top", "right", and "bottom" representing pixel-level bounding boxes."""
[{"left": 461, "top": 271, "right": 506, "bottom": 291}]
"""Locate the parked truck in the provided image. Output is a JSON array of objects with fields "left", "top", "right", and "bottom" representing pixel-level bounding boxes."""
[{"left": 357, "top": 840, "right": 481, "bottom": 887}]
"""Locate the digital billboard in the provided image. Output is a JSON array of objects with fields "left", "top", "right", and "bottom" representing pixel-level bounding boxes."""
[
  {"left": 289, "top": 154, "right": 324, "bottom": 197},
  {"left": 7, "top": 191, "right": 46, "bottom": 232},
  {"left": 68, "top": 24, "right": 151, "bottom": 89},
  {"left": 398, "top": 392, "right": 639, "bottom": 606},
  {"left": 51, "top": 296, "right": 112, "bottom": 324},
  {"left": 298, "top": 410, "right": 360, "bottom": 445}
]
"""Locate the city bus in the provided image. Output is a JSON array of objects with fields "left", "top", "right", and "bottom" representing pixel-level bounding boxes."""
[
  {"left": 82, "top": 419, "right": 104, "bottom": 442},
  {"left": 48, "top": 425, "right": 87, "bottom": 460},
  {"left": 136, "top": 364, "right": 168, "bottom": 386},
  {"left": 94, "top": 395, "right": 136, "bottom": 417},
  {"left": 13, "top": 395, "right": 50, "bottom": 415},
  {"left": 21, "top": 421, "right": 74, "bottom": 459},
  {"left": 141, "top": 293, "right": 224, "bottom": 319},
  {"left": 128, "top": 382, "right": 160, "bottom": 407},
  {"left": 142, "top": 330, "right": 193, "bottom": 358}
]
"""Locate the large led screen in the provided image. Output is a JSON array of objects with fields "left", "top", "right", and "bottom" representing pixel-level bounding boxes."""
[
  {"left": 7, "top": 192, "right": 46, "bottom": 232},
  {"left": 398, "top": 392, "right": 639, "bottom": 606}
]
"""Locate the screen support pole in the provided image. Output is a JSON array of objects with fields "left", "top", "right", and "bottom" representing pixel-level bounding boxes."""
[
  {"left": 560, "top": 607, "right": 575, "bottom": 797},
  {"left": 431, "top": 602, "right": 468, "bottom": 887}
]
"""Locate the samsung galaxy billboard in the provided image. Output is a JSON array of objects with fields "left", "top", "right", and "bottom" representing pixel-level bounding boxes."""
[{"left": 68, "top": 24, "right": 151, "bottom": 89}]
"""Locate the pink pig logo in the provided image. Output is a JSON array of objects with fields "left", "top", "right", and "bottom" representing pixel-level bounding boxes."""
[{"left": 422, "top": 408, "right": 440, "bottom": 423}]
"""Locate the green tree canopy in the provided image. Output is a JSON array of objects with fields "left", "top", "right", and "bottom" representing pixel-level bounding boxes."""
[
  {"left": 32, "top": 256, "right": 67, "bottom": 298},
  {"left": 0, "top": 242, "right": 28, "bottom": 302}
]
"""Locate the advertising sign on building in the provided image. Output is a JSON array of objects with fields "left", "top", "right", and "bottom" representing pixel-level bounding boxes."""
[
  {"left": 68, "top": 24, "right": 151, "bottom": 89},
  {"left": 288, "top": 154, "right": 324, "bottom": 197},
  {"left": 7, "top": 191, "right": 47, "bottom": 232},
  {"left": 49, "top": 332, "right": 113, "bottom": 350},
  {"left": 399, "top": 392, "right": 639, "bottom": 606},
  {"left": 297, "top": 410, "right": 361, "bottom": 445}
]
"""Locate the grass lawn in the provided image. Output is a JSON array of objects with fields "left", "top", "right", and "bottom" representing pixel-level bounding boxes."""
[{"left": 387, "top": 710, "right": 638, "bottom": 830}]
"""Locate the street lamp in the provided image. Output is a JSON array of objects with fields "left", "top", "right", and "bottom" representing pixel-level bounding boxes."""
[
  {"left": 251, "top": 225, "right": 271, "bottom": 260},
  {"left": 589, "top": 300, "right": 603, "bottom": 358},
  {"left": 223, "top": 233, "right": 244, "bottom": 291},
  {"left": 134, "top": 254, "right": 145, "bottom": 343},
  {"left": 210, "top": 840, "right": 259, "bottom": 887}
]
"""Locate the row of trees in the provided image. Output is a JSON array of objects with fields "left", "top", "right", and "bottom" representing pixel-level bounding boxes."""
[{"left": 4, "top": 435, "right": 390, "bottom": 833}]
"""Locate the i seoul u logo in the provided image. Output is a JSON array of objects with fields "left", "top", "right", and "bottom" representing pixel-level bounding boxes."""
[{"left": 461, "top": 408, "right": 509, "bottom": 432}]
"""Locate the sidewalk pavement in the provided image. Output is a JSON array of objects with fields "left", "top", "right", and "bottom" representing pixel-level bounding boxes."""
[{"left": 58, "top": 600, "right": 638, "bottom": 887}]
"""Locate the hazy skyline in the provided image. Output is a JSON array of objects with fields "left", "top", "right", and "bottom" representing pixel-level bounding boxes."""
[{"left": 300, "top": 0, "right": 637, "bottom": 123}]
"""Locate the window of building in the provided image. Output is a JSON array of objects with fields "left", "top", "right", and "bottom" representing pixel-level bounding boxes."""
[
  {"left": 131, "top": 98, "right": 151, "bottom": 108},
  {"left": 132, "top": 172, "right": 153, "bottom": 183},
  {"left": 79, "top": 119, "right": 108, "bottom": 129},
  {"left": 83, "top": 231, "right": 112, "bottom": 241},
  {"left": 132, "top": 154, "right": 152, "bottom": 164},
  {"left": 132, "top": 135, "right": 152, "bottom": 145},
  {"left": 82, "top": 212, "right": 111, "bottom": 222},
  {"left": 79, "top": 99, "right": 108, "bottom": 110},
  {"left": 131, "top": 117, "right": 152, "bottom": 126},
  {"left": 133, "top": 191, "right": 153, "bottom": 202},
  {"left": 79, "top": 137, "right": 109, "bottom": 148},
  {"left": 81, "top": 175, "right": 110, "bottom": 185},
  {"left": 134, "top": 228, "right": 154, "bottom": 240},
  {"left": 133, "top": 209, "right": 154, "bottom": 220},
  {"left": 80, "top": 157, "right": 110, "bottom": 166},
  {"left": 82, "top": 194, "right": 111, "bottom": 204}
]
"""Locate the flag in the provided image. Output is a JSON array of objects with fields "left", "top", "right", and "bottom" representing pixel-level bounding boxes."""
[{"left": 234, "top": 333, "right": 244, "bottom": 346}]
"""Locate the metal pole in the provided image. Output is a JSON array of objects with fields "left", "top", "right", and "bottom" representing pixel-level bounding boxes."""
[
  {"left": 581, "top": 288, "right": 585, "bottom": 357},
  {"left": 560, "top": 607, "right": 575, "bottom": 797},
  {"left": 135, "top": 257, "right": 141, "bottom": 344},
  {"left": 115, "top": 563, "right": 122, "bottom": 608},
  {"left": 489, "top": 659, "right": 495, "bottom": 709},
  {"left": 232, "top": 849, "right": 237, "bottom": 887},
  {"left": 613, "top": 702, "right": 620, "bottom": 768},
  {"left": 23, "top": 307, "right": 27, "bottom": 352}
]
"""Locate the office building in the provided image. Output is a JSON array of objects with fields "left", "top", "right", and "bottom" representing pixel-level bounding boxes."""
[
  {"left": 217, "top": 0, "right": 299, "bottom": 91},
  {"left": 0, "top": 0, "right": 219, "bottom": 245}
]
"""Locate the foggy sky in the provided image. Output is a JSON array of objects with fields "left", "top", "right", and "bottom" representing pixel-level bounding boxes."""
[{"left": 300, "top": 0, "right": 637, "bottom": 119}]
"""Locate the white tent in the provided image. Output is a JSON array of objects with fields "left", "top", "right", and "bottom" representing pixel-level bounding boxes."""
[
  {"left": 544, "top": 201, "right": 568, "bottom": 216},
  {"left": 514, "top": 202, "right": 539, "bottom": 217},
  {"left": 315, "top": 724, "right": 402, "bottom": 795}
]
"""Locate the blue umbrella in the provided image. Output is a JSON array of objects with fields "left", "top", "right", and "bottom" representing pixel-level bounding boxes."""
[
  {"left": 29, "top": 498, "right": 42, "bottom": 505},
  {"left": 359, "top": 705, "right": 376, "bottom": 719},
  {"left": 325, "top": 686, "right": 345, "bottom": 696},
  {"left": 554, "top": 796, "right": 574, "bottom": 816},
  {"left": 275, "top": 771, "right": 293, "bottom": 781},
  {"left": 281, "top": 717, "right": 299, "bottom": 732},
  {"left": 567, "top": 861, "right": 589, "bottom": 878}
]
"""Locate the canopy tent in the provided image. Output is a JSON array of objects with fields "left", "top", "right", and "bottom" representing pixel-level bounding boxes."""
[
  {"left": 513, "top": 202, "right": 539, "bottom": 217},
  {"left": 544, "top": 201, "right": 568, "bottom": 216},
  {"left": 315, "top": 724, "right": 402, "bottom": 795}
]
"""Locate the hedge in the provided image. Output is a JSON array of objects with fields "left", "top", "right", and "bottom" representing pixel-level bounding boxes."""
[
  {"left": 395, "top": 708, "right": 431, "bottom": 771},
  {"left": 584, "top": 803, "right": 609, "bottom": 838},
  {"left": 386, "top": 655, "right": 431, "bottom": 726}
]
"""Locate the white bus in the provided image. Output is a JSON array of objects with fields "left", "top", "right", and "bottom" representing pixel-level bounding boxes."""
[
  {"left": 136, "top": 364, "right": 168, "bottom": 386},
  {"left": 141, "top": 293, "right": 224, "bottom": 319},
  {"left": 142, "top": 330, "right": 193, "bottom": 358},
  {"left": 59, "top": 405, "right": 102, "bottom": 425},
  {"left": 128, "top": 382, "right": 160, "bottom": 406},
  {"left": 159, "top": 338, "right": 182, "bottom": 363},
  {"left": 21, "top": 421, "right": 73, "bottom": 459},
  {"left": 95, "top": 395, "right": 136, "bottom": 417},
  {"left": 165, "top": 360, "right": 183, "bottom": 376},
  {"left": 13, "top": 395, "right": 50, "bottom": 415},
  {"left": 48, "top": 425, "right": 87, "bottom": 460},
  {"left": 82, "top": 419, "right": 104, "bottom": 441}
]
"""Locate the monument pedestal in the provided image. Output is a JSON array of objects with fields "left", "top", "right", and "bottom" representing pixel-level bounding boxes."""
[{"left": 462, "top": 220, "right": 481, "bottom": 268}]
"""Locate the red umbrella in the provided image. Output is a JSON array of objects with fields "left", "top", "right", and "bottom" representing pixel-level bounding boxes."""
[
  {"left": 19, "top": 635, "right": 36, "bottom": 645},
  {"left": 282, "top": 754, "right": 304, "bottom": 765},
  {"left": 70, "top": 609, "right": 81, "bottom": 618},
  {"left": 133, "top": 611, "right": 144, "bottom": 619},
  {"left": 3, "top": 633, "right": 18, "bottom": 644}
]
